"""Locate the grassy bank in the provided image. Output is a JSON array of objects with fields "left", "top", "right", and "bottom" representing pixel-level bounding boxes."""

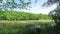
[
  {"left": 0, "top": 21, "right": 55, "bottom": 34},
  {"left": 0, "top": 20, "right": 54, "bottom": 24}
]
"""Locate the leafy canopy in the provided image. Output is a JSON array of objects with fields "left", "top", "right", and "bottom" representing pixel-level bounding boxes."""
[{"left": 0, "top": 0, "right": 32, "bottom": 10}]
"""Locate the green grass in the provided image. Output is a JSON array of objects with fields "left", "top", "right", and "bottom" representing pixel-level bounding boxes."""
[{"left": 0, "top": 21, "right": 55, "bottom": 34}]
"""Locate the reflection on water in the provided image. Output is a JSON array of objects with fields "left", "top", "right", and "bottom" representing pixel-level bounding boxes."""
[{"left": 27, "top": 24, "right": 56, "bottom": 34}]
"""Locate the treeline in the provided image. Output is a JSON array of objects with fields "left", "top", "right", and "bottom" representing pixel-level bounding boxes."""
[{"left": 0, "top": 10, "right": 52, "bottom": 20}]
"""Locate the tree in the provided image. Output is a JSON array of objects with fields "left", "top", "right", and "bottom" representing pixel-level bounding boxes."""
[
  {"left": 0, "top": 0, "right": 32, "bottom": 10},
  {"left": 44, "top": 0, "right": 60, "bottom": 34}
]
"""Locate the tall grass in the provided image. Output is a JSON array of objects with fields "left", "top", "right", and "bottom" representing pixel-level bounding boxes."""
[{"left": 0, "top": 21, "right": 55, "bottom": 34}]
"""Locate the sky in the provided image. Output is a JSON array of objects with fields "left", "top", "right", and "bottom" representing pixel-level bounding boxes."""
[
  {"left": 20, "top": 0, "right": 58, "bottom": 14},
  {"left": 29, "top": 3, "right": 58, "bottom": 14},
  {"left": 3, "top": 0, "right": 58, "bottom": 14}
]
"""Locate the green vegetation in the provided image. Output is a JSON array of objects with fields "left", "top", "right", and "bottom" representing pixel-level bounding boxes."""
[
  {"left": 0, "top": 10, "right": 52, "bottom": 20},
  {"left": 0, "top": 21, "right": 55, "bottom": 34}
]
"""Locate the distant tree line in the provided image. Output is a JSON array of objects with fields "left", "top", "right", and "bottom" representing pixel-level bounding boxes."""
[{"left": 0, "top": 10, "right": 52, "bottom": 20}]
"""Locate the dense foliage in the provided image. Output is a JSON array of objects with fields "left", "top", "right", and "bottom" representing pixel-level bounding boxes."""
[
  {"left": 44, "top": 0, "right": 60, "bottom": 34},
  {"left": 0, "top": 0, "right": 32, "bottom": 10},
  {"left": 0, "top": 10, "right": 52, "bottom": 20}
]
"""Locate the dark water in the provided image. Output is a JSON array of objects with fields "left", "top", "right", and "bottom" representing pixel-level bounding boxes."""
[{"left": 27, "top": 24, "right": 56, "bottom": 34}]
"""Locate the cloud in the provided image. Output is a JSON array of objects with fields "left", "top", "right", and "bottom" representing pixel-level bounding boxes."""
[{"left": 29, "top": 3, "right": 58, "bottom": 14}]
